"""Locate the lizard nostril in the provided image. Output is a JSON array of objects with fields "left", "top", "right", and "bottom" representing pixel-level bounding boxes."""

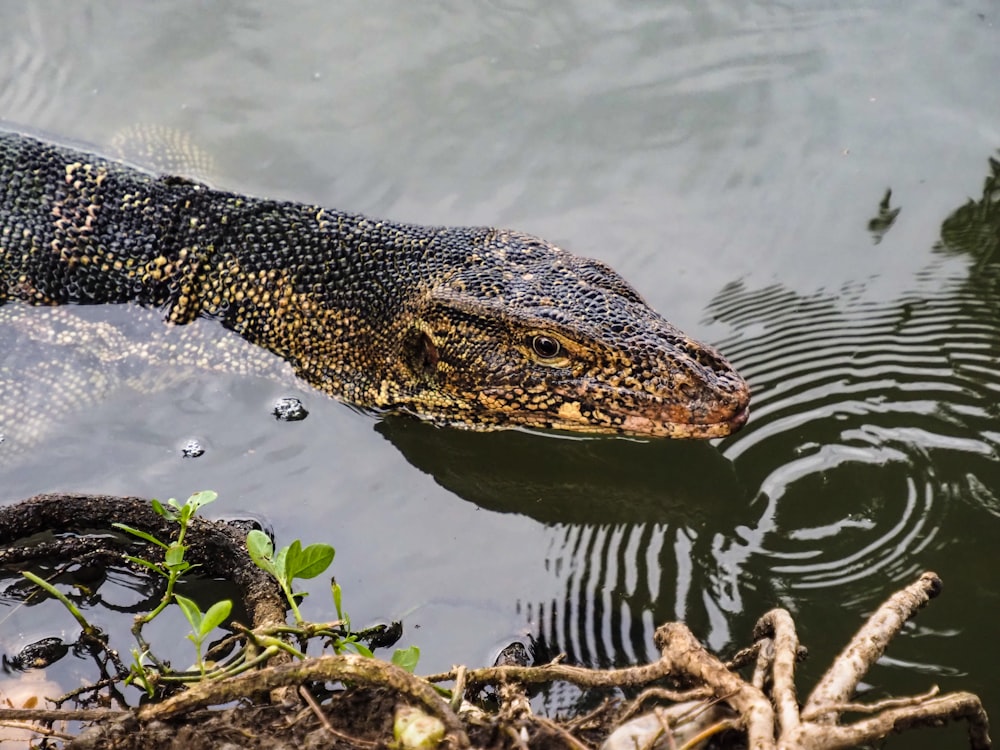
[{"left": 678, "top": 381, "right": 700, "bottom": 401}]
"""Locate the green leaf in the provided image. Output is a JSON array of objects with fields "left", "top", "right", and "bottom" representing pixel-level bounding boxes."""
[
  {"left": 391, "top": 645, "right": 420, "bottom": 673},
  {"left": 112, "top": 523, "right": 168, "bottom": 549},
  {"left": 150, "top": 498, "right": 169, "bottom": 519},
  {"left": 160, "top": 498, "right": 183, "bottom": 521},
  {"left": 164, "top": 544, "right": 187, "bottom": 568},
  {"left": 347, "top": 640, "right": 374, "bottom": 658},
  {"left": 288, "top": 543, "right": 334, "bottom": 580},
  {"left": 128, "top": 649, "right": 155, "bottom": 698},
  {"left": 282, "top": 540, "right": 302, "bottom": 580},
  {"left": 21, "top": 571, "right": 95, "bottom": 634},
  {"left": 186, "top": 490, "right": 218, "bottom": 512},
  {"left": 174, "top": 593, "right": 202, "bottom": 632},
  {"left": 273, "top": 544, "right": 292, "bottom": 584},
  {"left": 123, "top": 555, "right": 168, "bottom": 576},
  {"left": 247, "top": 530, "right": 277, "bottom": 575},
  {"left": 246, "top": 529, "right": 274, "bottom": 559},
  {"left": 332, "top": 579, "right": 344, "bottom": 622},
  {"left": 199, "top": 599, "right": 232, "bottom": 638}
]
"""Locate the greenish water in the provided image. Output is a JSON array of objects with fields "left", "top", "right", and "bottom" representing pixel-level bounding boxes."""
[{"left": 2, "top": 3, "right": 999, "bottom": 745}]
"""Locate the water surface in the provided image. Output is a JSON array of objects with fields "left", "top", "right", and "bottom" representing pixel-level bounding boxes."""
[{"left": 1, "top": 3, "right": 998, "bottom": 744}]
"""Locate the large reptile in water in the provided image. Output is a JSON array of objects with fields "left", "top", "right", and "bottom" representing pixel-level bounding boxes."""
[{"left": 0, "top": 129, "right": 749, "bottom": 438}]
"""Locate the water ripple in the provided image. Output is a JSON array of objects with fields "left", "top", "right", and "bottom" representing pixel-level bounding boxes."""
[
  {"left": 446, "top": 254, "right": 1000, "bottom": 678},
  {"left": 0, "top": 7, "right": 82, "bottom": 126},
  {"left": 712, "top": 266, "right": 1000, "bottom": 596}
]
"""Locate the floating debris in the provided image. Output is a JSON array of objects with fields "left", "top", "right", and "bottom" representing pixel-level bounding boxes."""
[
  {"left": 181, "top": 439, "right": 205, "bottom": 458},
  {"left": 272, "top": 396, "right": 308, "bottom": 422}
]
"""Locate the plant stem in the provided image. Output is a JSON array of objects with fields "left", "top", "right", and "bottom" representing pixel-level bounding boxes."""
[{"left": 21, "top": 571, "right": 97, "bottom": 636}]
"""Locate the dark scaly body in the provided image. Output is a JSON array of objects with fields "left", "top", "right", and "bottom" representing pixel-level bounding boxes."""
[{"left": 0, "top": 129, "right": 749, "bottom": 438}]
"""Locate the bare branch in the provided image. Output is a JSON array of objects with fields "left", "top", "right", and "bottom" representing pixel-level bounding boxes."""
[
  {"left": 655, "top": 622, "right": 776, "bottom": 750},
  {"left": 756, "top": 609, "right": 801, "bottom": 736},
  {"left": 802, "top": 571, "right": 943, "bottom": 721}
]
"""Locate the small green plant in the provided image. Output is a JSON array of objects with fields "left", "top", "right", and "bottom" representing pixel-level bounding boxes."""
[
  {"left": 246, "top": 529, "right": 334, "bottom": 625},
  {"left": 174, "top": 594, "right": 233, "bottom": 675},
  {"left": 114, "top": 490, "right": 220, "bottom": 623},
  {"left": 20, "top": 489, "right": 419, "bottom": 703},
  {"left": 332, "top": 578, "right": 419, "bottom": 667},
  {"left": 327, "top": 578, "right": 372, "bottom": 656},
  {"left": 129, "top": 649, "right": 156, "bottom": 698},
  {"left": 113, "top": 490, "right": 234, "bottom": 685},
  {"left": 247, "top": 535, "right": 416, "bottom": 662}
]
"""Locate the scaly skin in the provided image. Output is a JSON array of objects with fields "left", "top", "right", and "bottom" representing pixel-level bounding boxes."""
[{"left": 0, "top": 129, "right": 749, "bottom": 438}]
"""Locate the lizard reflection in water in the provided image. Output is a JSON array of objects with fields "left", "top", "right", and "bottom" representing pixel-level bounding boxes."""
[{"left": 0, "top": 129, "right": 749, "bottom": 439}]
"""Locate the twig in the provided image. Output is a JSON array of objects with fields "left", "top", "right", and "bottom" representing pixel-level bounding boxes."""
[
  {"left": 799, "top": 685, "right": 940, "bottom": 721},
  {"left": 297, "top": 685, "right": 374, "bottom": 747},
  {"left": 802, "top": 571, "right": 942, "bottom": 722},
  {"left": 55, "top": 676, "right": 125, "bottom": 708},
  {"left": 562, "top": 697, "right": 620, "bottom": 732},
  {"left": 756, "top": 610, "right": 800, "bottom": 735},
  {"left": 450, "top": 664, "right": 466, "bottom": 712},
  {"left": 751, "top": 637, "right": 771, "bottom": 692},
  {"left": 725, "top": 641, "right": 762, "bottom": 671},
  {"left": 786, "top": 693, "right": 991, "bottom": 750},
  {"left": 299, "top": 685, "right": 335, "bottom": 734},
  {"left": 0, "top": 721, "right": 75, "bottom": 741},
  {"left": 677, "top": 718, "right": 739, "bottom": 750},
  {"left": 618, "top": 688, "right": 713, "bottom": 724},
  {"left": 534, "top": 714, "right": 592, "bottom": 750},
  {"left": 653, "top": 708, "right": 677, "bottom": 750},
  {"left": 0, "top": 708, "right": 130, "bottom": 722},
  {"left": 138, "top": 653, "right": 470, "bottom": 748},
  {"left": 425, "top": 659, "right": 676, "bottom": 690},
  {"left": 504, "top": 723, "right": 530, "bottom": 750},
  {"left": 654, "top": 623, "right": 776, "bottom": 750}
]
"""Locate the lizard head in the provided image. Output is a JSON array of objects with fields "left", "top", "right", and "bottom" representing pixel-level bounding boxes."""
[{"left": 385, "top": 230, "right": 750, "bottom": 439}]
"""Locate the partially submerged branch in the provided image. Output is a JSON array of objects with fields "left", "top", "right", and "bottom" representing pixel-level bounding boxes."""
[
  {"left": 802, "top": 571, "right": 941, "bottom": 720},
  {"left": 138, "top": 653, "right": 471, "bottom": 748},
  {"left": 0, "top": 492, "right": 990, "bottom": 749},
  {"left": 0, "top": 493, "right": 287, "bottom": 632},
  {"left": 651, "top": 572, "right": 990, "bottom": 750}
]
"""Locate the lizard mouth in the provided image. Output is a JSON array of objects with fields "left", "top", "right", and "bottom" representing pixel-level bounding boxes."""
[
  {"left": 539, "top": 380, "right": 752, "bottom": 439},
  {"left": 474, "top": 385, "right": 750, "bottom": 439},
  {"left": 613, "top": 401, "right": 750, "bottom": 439}
]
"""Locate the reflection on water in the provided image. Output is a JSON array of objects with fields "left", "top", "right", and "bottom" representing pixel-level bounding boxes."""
[
  {"left": 3, "top": 150, "right": 999, "bottom": 705},
  {"left": 716, "top": 151, "right": 1000, "bottom": 599},
  {"left": 939, "top": 153, "right": 1000, "bottom": 267},
  {"left": 380, "top": 419, "right": 752, "bottom": 663},
  {"left": 379, "top": 418, "right": 743, "bottom": 526},
  {"left": 0, "top": 305, "right": 294, "bottom": 469},
  {"left": 382, "top": 151, "right": 1000, "bottom": 685}
]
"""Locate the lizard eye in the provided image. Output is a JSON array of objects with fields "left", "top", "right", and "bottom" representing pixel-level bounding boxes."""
[{"left": 531, "top": 335, "right": 561, "bottom": 359}]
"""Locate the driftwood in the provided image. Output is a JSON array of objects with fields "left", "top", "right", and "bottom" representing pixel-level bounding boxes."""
[
  {"left": 0, "top": 493, "right": 992, "bottom": 748},
  {"left": 0, "top": 493, "right": 287, "bottom": 633},
  {"left": 652, "top": 572, "right": 990, "bottom": 749}
]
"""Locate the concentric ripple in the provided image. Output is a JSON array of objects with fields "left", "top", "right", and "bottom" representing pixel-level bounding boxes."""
[
  {"left": 711, "top": 260, "right": 1000, "bottom": 597},
  {"left": 511, "top": 254, "right": 1000, "bottom": 686}
]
